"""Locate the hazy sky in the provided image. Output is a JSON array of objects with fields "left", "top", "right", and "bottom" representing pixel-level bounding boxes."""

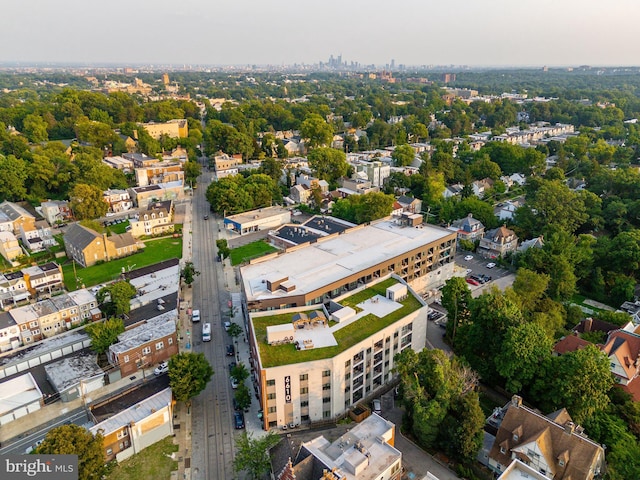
[{"left": 3, "top": 0, "right": 639, "bottom": 67}]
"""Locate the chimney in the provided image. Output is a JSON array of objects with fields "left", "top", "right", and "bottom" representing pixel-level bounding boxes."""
[
  {"left": 511, "top": 395, "right": 522, "bottom": 408},
  {"left": 584, "top": 317, "right": 593, "bottom": 332},
  {"left": 564, "top": 421, "right": 575, "bottom": 435}
]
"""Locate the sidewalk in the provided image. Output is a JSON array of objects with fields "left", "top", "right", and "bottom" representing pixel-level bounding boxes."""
[{"left": 173, "top": 196, "right": 194, "bottom": 480}]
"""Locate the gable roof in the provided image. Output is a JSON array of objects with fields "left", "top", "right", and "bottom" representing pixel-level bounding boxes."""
[
  {"left": 601, "top": 330, "right": 640, "bottom": 381},
  {"left": 63, "top": 224, "right": 101, "bottom": 251},
  {"left": 490, "top": 396, "right": 604, "bottom": 480},
  {"left": 553, "top": 334, "right": 591, "bottom": 355},
  {"left": 485, "top": 226, "right": 517, "bottom": 242},
  {"left": 109, "top": 232, "right": 137, "bottom": 249},
  {"left": 0, "top": 201, "right": 34, "bottom": 222}
]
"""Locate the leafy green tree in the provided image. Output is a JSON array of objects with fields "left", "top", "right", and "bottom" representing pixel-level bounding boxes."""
[
  {"left": 234, "top": 383, "right": 252, "bottom": 411},
  {"left": 441, "top": 277, "right": 472, "bottom": 345},
  {"left": 300, "top": 113, "right": 333, "bottom": 149},
  {"left": 101, "top": 281, "right": 137, "bottom": 316},
  {"left": 183, "top": 160, "right": 202, "bottom": 187},
  {"left": 216, "top": 239, "right": 230, "bottom": 259},
  {"left": 495, "top": 322, "right": 553, "bottom": 393},
  {"left": 70, "top": 183, "right": 109, "bottom": 220},
  {"left": 233, "top": 431, "right": 281, "bottom": 480},
  {"left": 181, "top": 261, "right": 200, "bottom": 286},
  {"left": 307, "top": 147, "right": 349, "bottom": 185},
  {"left": 259, "top": 157, "right": 283, "bottom": 183},
  {"left": 0, "top": 154, "right": 28, "bottom": 201},
  {"left": 437, "top": 390, "right": 485, "bottom": 462},
  {"left": 469, "top": 155, "right": 502, "bottom": 181},
  {"left": 231, "top": 363, "right": 249, "bottom": 383},
  {"left": 22, "top": 113, "right": 49, "bottom": 143},
  {"left": 35, "top": 425, "right": 105, "bottom": 480},
  {"left": 168, "top": 352, "right": 214, "bottom": 403},
  {"left": 331, "top": 191, "right": 394, "bottom": 224},
  {"left": 391, "top": 144, "right": 415, "bottom": 167},
  {"left": 227, "top": 322, "right": 243, "bottom": 338},
  {"left": 85, "top": 318, "right": 125, "bottom": 355}
]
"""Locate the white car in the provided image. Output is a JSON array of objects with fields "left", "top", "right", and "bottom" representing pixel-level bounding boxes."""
[
  {"left": 486, "top": 262, "right": 496, "bottom": 269},
  {"left": 372, "top": 398, "right": 381, "bottom": 415},
  {"left": 231, "top": 377, "right": 239, "bottom": 389},
  {"left": 224, "top": 321, "right": 231, "bottom": 331},
  {"left": 154, "top": 361, "right": 169, "bottom": 376},
  {"left": 464, "top": 255, "right": 474, "bottom": 261}
]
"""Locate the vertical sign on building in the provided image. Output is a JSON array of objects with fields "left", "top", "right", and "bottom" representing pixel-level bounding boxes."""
[{"left": 284, "top": 375, "right": 291, "bottom": 403}]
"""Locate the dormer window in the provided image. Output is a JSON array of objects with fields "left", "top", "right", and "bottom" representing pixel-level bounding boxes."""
[
  {"left": 500, "top": 446, "right": 506, "bottom": 454},
  {"left": 513, "top": 434, "right": 519, "bottom": 441},
  {"left": 559, "top": 459, "right": 565, "bottom": 467}
]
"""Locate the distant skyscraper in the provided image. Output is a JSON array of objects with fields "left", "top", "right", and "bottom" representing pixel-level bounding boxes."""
[{"left": 391, "top": 59, "right": 395, "bottom": 69}]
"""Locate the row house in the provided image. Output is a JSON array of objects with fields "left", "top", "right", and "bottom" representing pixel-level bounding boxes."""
[
  {"left": 0, "top": 201, "right": 36, "bottom": 234},
  {"left": 39, "top": 200, "right": 73, "bottom": 226},
  {"left": 0, "top": 231, "right": 22, "bottom": 263},
  {"left": 107, "top": 311, "right": 178, "bottom": 377},
  {"left": 0, "top": 289, "right": 99, "bottom": 349},
  {"left": 20, "top": 219, "right": 56, "bottom": 253},
  {"left": 22, "top": 262, "right": 64, "bottom": 297},
  {"left": 0, "top": 271, "right": 30, "bottom": 309},
  {"left": 102, "top": 156, "right": 135, "bottom": 172},
  {"left": 103, "top": 189, "right": 133, "bottom": 213},
  {"left": 128, "top": 201, "right": 174, "bottom": 237}
]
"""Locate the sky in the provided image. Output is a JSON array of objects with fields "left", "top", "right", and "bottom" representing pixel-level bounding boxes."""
[{"left": 2, "top": 0, "right": 639, "bottom": 67}]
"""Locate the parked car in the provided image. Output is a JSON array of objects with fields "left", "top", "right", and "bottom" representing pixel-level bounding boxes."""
[
  {"left": 191, "top": 309, "right": 201, "bottom": 322},
  {"left": 154, "top": 361, "right": 169, "bottom": 376},
  {"left": 466, "top": 268, "right": 472, "bottom": 275},
  {"left": 486, "top": 262, "right": 497, "bottom": 269},
  {"left": 224, "top": 321, "right": 231, "bottom": 331},
  {"left": 464, "top": 255, "right": 474, "bottom": 261},
  {"left": 234, "top": 411, "right": 245, "bottom": 429},
  {"left": 479, "top": 274, "right": 492, "bottom": 283},
  {"left": 228, "top": 361, "right": 237, "bottom": 374},
  {"left": 372, "top": 398, "right": 382, "bottom": 415},
  {"left": 231, "top": 377, "right": 239, "bottom": 389},
  {"left": 233, "top": 397, "right": 242, "bottom": 412},
  {"left": 226, "top": 344, "right": 235, "bottom": 356},
  {"left": 466, "top": 277, "right": 480, "bottom": 286}
]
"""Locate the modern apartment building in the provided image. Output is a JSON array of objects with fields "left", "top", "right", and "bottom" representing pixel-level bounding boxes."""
[
  {"left": 241, "top": 218, "right": 456, "bottom": 312},
  {"left": 249, "top": 275, "right": 428, "bottom": 430}
]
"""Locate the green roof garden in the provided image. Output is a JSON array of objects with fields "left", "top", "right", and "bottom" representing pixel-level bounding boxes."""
[{"left": 251, "top": 278, "right": 424, "bottom": 368}]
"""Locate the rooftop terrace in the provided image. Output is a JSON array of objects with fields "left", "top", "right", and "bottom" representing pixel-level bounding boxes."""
[{"left": 252, "top": 277, "right": 423, "bottom": 368}]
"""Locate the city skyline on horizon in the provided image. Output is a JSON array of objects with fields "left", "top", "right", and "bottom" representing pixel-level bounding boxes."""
[{"left": 3, "top": 0, "right": 639, "bottom": 68}]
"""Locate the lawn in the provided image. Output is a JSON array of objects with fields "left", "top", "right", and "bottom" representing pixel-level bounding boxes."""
[
  {"left": 229, "top": 240, "right": 278, "bottom": 266},
  {"left": 104, "top": 436, "right": 178, "bottom": 480},
  {"left": 107, "top": 220, "right": 130, "bottom": 234},
  {"left": 252, "top": 278, "right": 423, "bottom": 368},
  {"left": 62, "top": 237, "right": 183, "bottom": 290}
]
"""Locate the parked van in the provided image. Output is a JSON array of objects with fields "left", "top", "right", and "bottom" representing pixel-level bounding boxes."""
[
  {"left": 192, "top": 309, "right": 201, "bottom": 322},
  {"left": 202, "top": 322, "right": 211, "bottom": 342}
]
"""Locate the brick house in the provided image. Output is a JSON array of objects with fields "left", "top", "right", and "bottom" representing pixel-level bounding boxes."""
[{"left": 63, "top": 224, "right": 139, "bottom": 267}]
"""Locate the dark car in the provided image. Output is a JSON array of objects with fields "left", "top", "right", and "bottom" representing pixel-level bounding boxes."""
[
  {"left": 228, "top": 361, "right": 237, "bottom": 374},
  {"left": 204, "top": 214, "right": 209, "bottom": 220},
  {"left": 479, "top": 274, "right": 492, "bottom": 283},
  {"left": 470, "top": 274, "right": 485, "bottom": 284},
  {"left": 226, "top": 344, "right": 235, "bottom": 356},
  {"left": 234, "top": 411, "right": 245, "bottom": 429}
]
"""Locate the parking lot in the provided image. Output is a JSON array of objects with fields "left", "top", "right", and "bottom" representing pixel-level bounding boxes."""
[{"left": 454, "top": 252, "right": 514, "bottom": 297}]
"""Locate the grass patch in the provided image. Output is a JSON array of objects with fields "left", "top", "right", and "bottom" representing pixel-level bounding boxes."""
[
  {"left": 569, "top": 294, "right": 609, "bottom": 313},
  {"left": 104, "top": 436, "right": 178, "bottom": 480},
  {"left": 253, "top": 278, "right": 422, "bottom": 367},
  {"left": 229, "top": 240, "right": 278, "bottom": 266},
  {"left": 107, "top": 220, "right": 130, "bottom": 234},
  {"left": 62, "top": 237, "right": 182, "bottom": 290}
]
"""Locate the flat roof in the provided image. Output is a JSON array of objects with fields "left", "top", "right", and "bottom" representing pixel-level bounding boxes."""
[
  {"left": 303, "top": 413, "right": 400, "bottom": 480},
  {"left": 0, "top": 372, "right": 43, "bottom": 416},
  {"left": 44, "top": 353, "right": 103, "bottom": 392},
  {"left": 242, "top": 219, "right": 454, "bottom": 303},
  {"left": 90, "top": 387, "right": 172, "bottom": 436},
  {"left": 251, "top": 277, "right": 425, "bottom": 367},
  {"left": 226, "top": 206, "right": 291, "bottom": 225},
  {"left": 110, "top": 311, "right": 176, "bottom": 355}
]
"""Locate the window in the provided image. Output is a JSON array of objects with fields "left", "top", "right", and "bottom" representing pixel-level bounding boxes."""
[
  {"left": 323, "top": 411, "right": 331, "bottom": 418},
  {"left": 123, "top": 355, "right": 129, "bottom": 363},
  {"left": 117, "top": 430, "right": 128, "bottom": 439},
  {"left": 267, "top": 393, "right": 276, "bottom": 400},
  {"left": 155, "top": 341, "right": 164, "bottom": 350},
  {"left": 300, "top": 374, "right": 308, "bottom": 381},
  {"left": 142, "top": 347, "right": 151, "bottom": 355},
  {"left": 106, "top": 448, "right": 113, "bottom": 455},
  {"left": 268, "top": 406, "right": 277, "bottom": 413},
  {"left": 300, "top": 387, "right": 308, "bottom": 394},
  {"left": 559, "top": 459, "right": 565, "bottom": 467},
  {"left": 513, "top": 434, "right": 519, "bottom": 441},
  {"left": 344, "top": 360, "right": 351, "bottom": 369},
  {"left": 168, "top": 337, "right": 173, "bottom": 345},
  {"left": 322, "top": 370, "right": 330, "bottom": 377},
  {"left": 266, "top": 379, "right": 275, "bottom": 387},
  {"left": 300, "top": 401, "right": 309, "bottom": 407},
  {"left": 301, "top": 415, "right": 309, "bottom": 422},
  {"left": 322, "top": 383, "right": 331, "bottom": 390}
]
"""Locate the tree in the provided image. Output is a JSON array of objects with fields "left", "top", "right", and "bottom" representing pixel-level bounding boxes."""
[
  {"left": 234, "top": 383, "right": 252, "bottom": 411},
  {"left": 181, "top": 261, "right": 200, "bottom": 286},
  {"left": 331, "top": 192, "right": 394, "bottom": 224},
  {"left": 0, "top": 154, "right": 28, "bottom": 201},
  {"left": 391, "top": 144, "right": 415, "bottom": 167},
  {"left": 300, "top": 113, "right": 333, "bottom": 149},
  {"left": 168, "top": 352, "right": 214, "bottom": 403},
  {"left": 258, "top": 157, "right": 283, "bottom": 183},
  {"left": 216, "top": 239, "right": 230, "bottom": 259},
  {"left": 70, "top": 183, "right": 109, "bottom": 220},
  {"left": 85, "top": 318, "right": 125, "bottom": 355},
  {"left": 495, "top": 322, "right": 553, "bottom": 393},
  {"left": 307, "top": 147, "right": 349, "bottom": 185},
  {"left": 23, "top": 113, "right": 49, "bottom": 143},
  {"left": 183, "top": 160, "right": 202, "bottom": 187},
  {"left": 233, "top": 431, "right": 281, "bottom": 479},
  {"left": 441, "top": 277, "right": 472, "bottom": 345},
  {"left": 227, "top": 322, "right": 243, "bottom": 338},
  {"left": 101, "top": 281, "right": 137, "bottom": 316},
  {"left": 35, "top": 424, "right": 105, "bottom": 480}
]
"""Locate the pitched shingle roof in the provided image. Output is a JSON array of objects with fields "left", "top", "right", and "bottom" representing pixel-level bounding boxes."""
[{"left": 63, "top": 224, "right": 101, "bottom": 251}]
